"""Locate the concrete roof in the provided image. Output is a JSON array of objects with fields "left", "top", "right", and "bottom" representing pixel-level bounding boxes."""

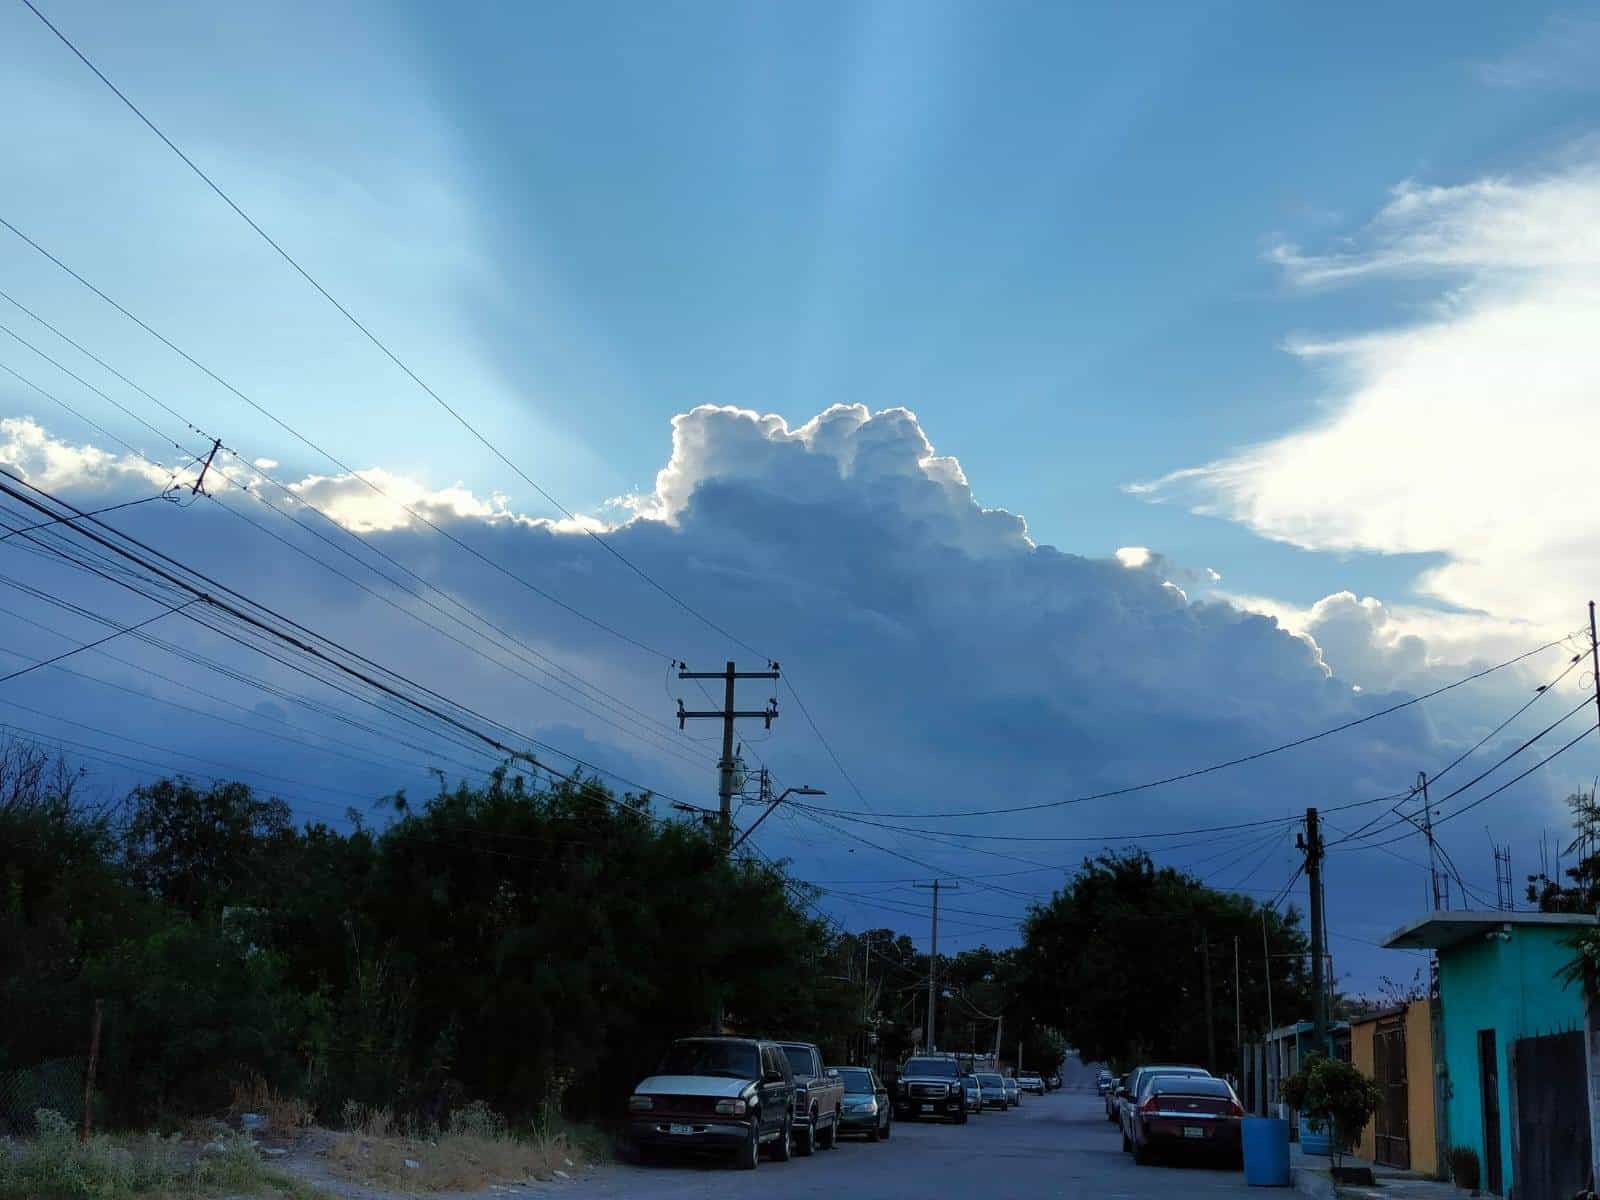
[{"left": 1382, "top": 909, "right": 1597, "bottom": 952}]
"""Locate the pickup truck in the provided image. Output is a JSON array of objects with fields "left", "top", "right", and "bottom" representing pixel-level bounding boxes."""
[
  {"left": 776, "top": 1041, "right": 844, "bottom": 1154},
  {"left": 893, "top": 1054, "right": 969, "bottom": 1123},
  {"left": 627, "top": 1036, "right": 797, "bottom": 1169}
]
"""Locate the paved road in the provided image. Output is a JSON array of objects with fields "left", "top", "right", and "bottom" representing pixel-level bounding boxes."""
[{"left": 570, "top": 1063, "right": 1261, "bottom": 1200}]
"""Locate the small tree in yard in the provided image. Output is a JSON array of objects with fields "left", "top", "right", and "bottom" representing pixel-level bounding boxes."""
[{"left": 1280, "top": 1056, "right": 1382, "bottom": 1171}]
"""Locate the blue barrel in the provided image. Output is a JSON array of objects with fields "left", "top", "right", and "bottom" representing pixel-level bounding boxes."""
[{"left": 1242, "top": 1117, "right": 1291, "bottom": 1186}]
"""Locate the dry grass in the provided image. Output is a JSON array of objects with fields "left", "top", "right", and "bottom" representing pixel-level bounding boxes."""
[
  {"left": 325, "top": 1103, "right": 586, "bottom": 1193},
  {"left": 229, "top": 1077, "right": 315, "bottom": 1138}
]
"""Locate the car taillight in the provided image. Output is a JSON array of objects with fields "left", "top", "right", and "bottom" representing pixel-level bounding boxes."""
[
  {"left": 1226, "top": 1101, "right": 1244, "bottom": 1117},
  {"left": 1140, "top": 1096, "right": 1160, "bottom": 1114}
]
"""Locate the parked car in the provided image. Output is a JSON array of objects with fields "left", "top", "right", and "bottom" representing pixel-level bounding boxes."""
[
  {"left": 1018, "top": 1071, "right": 1046, "bottom": 1095},
  {"left": 830, "top": 1065, "right": 892, "bottom": 1141},
  {"left": 1003, "top": 1075, "right": 1020, "bottom": 1107},
  {"left": 893, "top": 1054, "right": 969, "bottom": 1123},
  {"left": 1117, "top": 1066, "right": 1213, "bottom": 1148},
  {"left": 628, "top": 1036, "right": 797, "bottom": 1170},
  {"left": 975, "top": 1071, "right": 1009, "bottom": 1110},
  {"left": 1124, "top": 1075, "right": 1244, "bottom": 1167},
  {"left": 1105, "top": 1073, "right": 1129, "bottom": 1123},
  {"left": 1096, "top": 1070, "right": 1115, "bottom": 1095},
  {"left": 776, "top": 1041, "right": 845, "bottom": 1155},
  {"left": 1046, "top": 1071, "right": 1063, "bottom": 1091},
  {"left": 960, "top": 1074, "right": 983, "bottom": 1114}
]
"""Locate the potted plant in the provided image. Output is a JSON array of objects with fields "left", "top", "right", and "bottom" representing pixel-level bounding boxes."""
[
  {"left": 1280, "top": 1056, "right": 1382, "bottom": 1182},
  {"left": 1446, "top": 1145, "right": 1481, "bottom": 1196}
]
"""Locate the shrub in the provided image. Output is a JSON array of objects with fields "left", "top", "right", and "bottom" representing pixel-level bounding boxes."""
[
  {"left": 1448, "top": 1144, "right": 1482, "bottom": 1191},
  {"left": 1280, "top": 1056, "right": 1382, "bottom": 1169}
]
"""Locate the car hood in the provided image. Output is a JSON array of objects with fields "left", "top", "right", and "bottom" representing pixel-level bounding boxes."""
[{"left": 634, "top": 1075, "right": 754, "bottom": 1099}]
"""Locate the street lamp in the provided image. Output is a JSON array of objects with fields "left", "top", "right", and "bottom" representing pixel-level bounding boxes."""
[{"left": 729, "top": 785, "right": 826, "bottom": 850}]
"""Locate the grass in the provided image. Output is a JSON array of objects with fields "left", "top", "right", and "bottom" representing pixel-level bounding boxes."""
[
  {"left": 0, "top": 1108, "right": 329, "bottom": 1200},
  {"left": 229, "top": 1075, "right": 315, "bottom": 1139},
  {"left": 325, "top": 1101, "right": 593, "bottom": 1193}
]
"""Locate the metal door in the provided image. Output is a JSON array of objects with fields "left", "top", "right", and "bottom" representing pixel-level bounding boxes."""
[
  {"left": 1372, "top": 1017, "right": 1410, "bottom": 1169},
  {"left": 1479, "top": 1029, "right": 1502, "bottom": 1195},
  {"left": 1512, "top": 1030, "right": 1591, "bottom": 1200}
]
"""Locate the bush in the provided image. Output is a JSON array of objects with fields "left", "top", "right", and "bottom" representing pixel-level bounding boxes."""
[
  {"left": 1280, "top": 1056, "right": 1382, "bottom": 1168},
  {"left": 1448, "top": 1144, "right": 1481, "bottom": 1191}
]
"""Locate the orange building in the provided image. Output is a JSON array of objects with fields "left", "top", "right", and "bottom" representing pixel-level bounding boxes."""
[{"left": 1348, "top": 999, "right": 1438, "bottom": 1177}]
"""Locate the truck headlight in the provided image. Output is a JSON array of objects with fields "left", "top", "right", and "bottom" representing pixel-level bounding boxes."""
[
  {"left": 628, "top": 1095, "right": 653, "bottom": 1112},
  {"left": 714, "top": 1099, "right": 748, "bottom": 1116}
]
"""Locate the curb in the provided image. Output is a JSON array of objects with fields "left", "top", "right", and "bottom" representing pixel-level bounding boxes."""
[{"left": 1292, "top": 1166, "right": 1337, "bottom": 1200}]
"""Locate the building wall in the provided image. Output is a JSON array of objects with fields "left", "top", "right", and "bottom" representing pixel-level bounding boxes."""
[
  {"left": 1348, "top": 1000, "right": 1437, "bottom": 1177},
  {"left": 1439, "top": 928, "right": 1585, "bottom": 1193}
]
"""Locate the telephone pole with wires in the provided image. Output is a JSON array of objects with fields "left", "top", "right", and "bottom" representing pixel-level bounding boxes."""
[
  {"left": 676, "top": 660, "right": 779, "bottom": 850},
  {"left": 1297, "top": 809, "right": 1328, "bottom": 1055},
  {"left": 912, "top": 880, "right": 959, "bottom": 1051},
  {"left": 1419, "top": 772, "right": 1450, "bottom": 911},
  {"left": 1589, "top": 601, "right": 1600, "bottom": 740}
]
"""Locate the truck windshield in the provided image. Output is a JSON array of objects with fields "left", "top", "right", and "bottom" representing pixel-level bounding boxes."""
[
  {"left": 657, "top": 1040, "right": 760, "bottom": 1080},
  {"left": 779, "top": 1045, "right": 816, "bottom": 1076},
  {"left": 904, "top": 1058, "right": 959, "bottom": 1078}
]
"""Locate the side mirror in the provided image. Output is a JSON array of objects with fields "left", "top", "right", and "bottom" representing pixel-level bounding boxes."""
[
  {"left": 763, "top": 1070, "right": 785, "bottom": 1084},
  {"left": 825, "top": 1068, "right": 839, "bottom": 1078}
]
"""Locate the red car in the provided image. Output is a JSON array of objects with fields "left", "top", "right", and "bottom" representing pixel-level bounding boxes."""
[{"left": 1124, "top": 1075, "right": 1244, "bottom": 1168}]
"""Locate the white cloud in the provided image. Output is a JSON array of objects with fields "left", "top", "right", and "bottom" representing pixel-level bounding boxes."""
[
  {"left": 1137, "top": 154, "right": 1600, "bottom": 637},
  {"left": 0, "top": 416, "right": 173, "bottom": 493},
  {"left": 253, "top": 458, "right": 280, "bottom": 471},
  {"left": 1115, "top": 546, "right": 1152, "bottom": 568}
]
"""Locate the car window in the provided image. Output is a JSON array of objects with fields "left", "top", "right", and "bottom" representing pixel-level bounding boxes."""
[
  {"left": 1138, "top": 1070, "right": 1209, "bottom": 1097},
  {"left": 836, "top": 1067, "right": 874, "bottom": 1091},
  {"left": 660, "top": 1040, "right": 760, "bottom": 1079},
  {"left": 779, "top": 1045, "right": 815, "bottom": 1076},
  {"left": 904, "top": 1057, "right": 959, "bottom": 1078},
  {"left": 1152, "top": 1077, "right": 1234, "bottom": 1098}
]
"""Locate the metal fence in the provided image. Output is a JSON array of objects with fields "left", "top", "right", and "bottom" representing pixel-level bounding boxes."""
[{"left": 0, "top": 1057, "right": 84, "bottom": 1134}]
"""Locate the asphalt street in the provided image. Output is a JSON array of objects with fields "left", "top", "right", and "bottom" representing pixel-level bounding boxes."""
[{"left": 569, "top": 1059, "right": 1265, "bottom": 1200}]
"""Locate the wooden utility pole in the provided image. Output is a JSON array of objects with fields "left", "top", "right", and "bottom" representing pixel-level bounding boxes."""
[
  {"left": 1201, "top": 928, "right": 1217, "bottom": 1073},
  {"left": 190, "top": 437, "right": 222, "bottom": 496},
  {"left": 1234, "top": 935, "right": 1242, "bottom": 1087},
  {"left": 1589, "top": 601, "right": 1600, "bottom": 739},
  {"left": 676, "top": 661, "right": 778, "bottom": 849},
  {"left": 913, "top": 880, "right": 958, "bottom": 1052},
  {"left": 1300, "top": 808, "right": 1329, "bottom": 1055},
  {"left": 80, "top": 999, "right": 103, "bottom": 1143}
]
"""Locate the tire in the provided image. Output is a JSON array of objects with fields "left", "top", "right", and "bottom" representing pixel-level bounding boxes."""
[
  {"left": 735, "top": 1119, "right": 760, "bottom": 1171},
  {"left": 867, "top": 1114, "right": 881, "bottom": 1143},
  {"left": 1133, "top": 1139, "right": 1152, "bottom": 1166},
  {"left": 954, "top": 1105, "right": 969, "bottom": 1125},
  {"left": 819, "top": 1109, "right": 838, "bottom": 1150},
  {"left": 1121, "top": 1130, "right": 1131, "bottom": 1153},
  {"left": 795, "top": 1109, "right": 815, "bottom": 1156},
  {"left": 881, "top": 1112, "right": 891, "bottom": 1141},
  {"left": 771, "top": 1110, "right": 793, "bottom": 1163}
]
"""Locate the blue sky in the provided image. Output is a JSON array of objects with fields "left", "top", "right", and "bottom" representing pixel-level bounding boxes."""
[{"left": 2, "top": 0, "right": 1599, "bottom": 990}]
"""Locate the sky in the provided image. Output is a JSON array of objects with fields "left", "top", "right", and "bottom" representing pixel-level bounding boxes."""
[{"left": 2, "top": 0, "right": 1599, "bottom": 995}]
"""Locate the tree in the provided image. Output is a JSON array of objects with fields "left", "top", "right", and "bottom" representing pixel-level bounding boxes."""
[
  {"left": 1526, "top": 789, "right": 1600, "bottom": 913},
  {"left": 1017, "top": 850, "right": 1312, "bottom": 1070},
  {"left": 1282, "top": 1055, "right": 1381, "bottom": 1170}
]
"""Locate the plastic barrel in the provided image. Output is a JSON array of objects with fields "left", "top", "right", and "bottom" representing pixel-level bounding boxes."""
[{"left": 1242, "top": 1117, "right": 1291, "bottom": 1186}]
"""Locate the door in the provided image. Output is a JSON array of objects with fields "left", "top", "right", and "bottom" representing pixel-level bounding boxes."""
[
  {"left": 1512, "top": 1031, "right": 1591, "bottom": 1200},
  {"left": 1373, "top": 1018, "right": 1410, "bottom": 1169},
  {"left": 759, "top": 1045, "right": 789, "bottom": 1136},
  {"left": 1479, "top": 1029, "right": 1502, "bottom": 1195}
]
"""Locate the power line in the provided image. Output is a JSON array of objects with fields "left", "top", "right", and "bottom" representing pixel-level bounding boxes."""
[{"left": 15, "top": 2, "right": 764, "bottom": 659}]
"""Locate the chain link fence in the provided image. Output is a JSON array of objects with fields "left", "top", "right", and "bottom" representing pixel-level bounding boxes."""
[{"left": 0, "top": 1058, "right": 84, "bottom": 1134}]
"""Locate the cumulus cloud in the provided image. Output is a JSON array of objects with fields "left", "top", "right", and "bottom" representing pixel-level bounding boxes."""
[
  {"left": 0, "top": 416, "right": 175, "bottom": 493},
  {"left": 1136, "top": 153, "right": 1600, "bottom": 638},
  {"left": 2, "top": 406, "right": 1579, "bottom": 982}
]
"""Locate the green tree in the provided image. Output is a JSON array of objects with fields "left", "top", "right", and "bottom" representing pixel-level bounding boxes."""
[{"left": 1017, "top": 850, "right": 1312, "bottom": 1070}]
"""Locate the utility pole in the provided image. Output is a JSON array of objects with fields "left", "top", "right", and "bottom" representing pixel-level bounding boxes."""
[
  {"left": 1234, "top": 935, "right": 1242, "bottom": 1087},
  {"left": 1299, "top": 808, "right": 1328, "bottom": 1056},
  {"left": 676, "top": 660, "right": 779, "bottom": 850},
  {"left": 1419, "top": 771, "right": 1449, "bottom": 911},
  {"left": 190, "top": 437, "right": 222, "bottom": 496},
  {"left": 913, "top": 880, "right": 958, "bottom": 1052},
  {"left": 1589, "top": 601, "right": 1600, "bottom": 739},
  {"left": 1260, "top": 910, "right": 1275, "bottom": 1035},
  {"left": 1201, "top": 928, "right": 1217, "bottom": 1073}
]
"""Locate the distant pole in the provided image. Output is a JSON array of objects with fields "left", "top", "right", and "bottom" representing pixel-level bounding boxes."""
[
  {"left": 1234, "top": 935, "right": 1242, "bottom": 1085},
  {"left": 1302, "top": 808, "right": 1329, "bottom": 1055},
  {"left": 1261, "top": 910, "right": 1275, "bottom": 1034},
  {"left": 913, "top": 880, "right": 958, "bottom": 1052},
  {"left": 1202, "top": 928, "right": 1217, "bottom": 1073},
  {"left": 1589, "top": 601, "right": 1600, "bottom": 739},
  {"left": 80, "top": 998, "right": 103, "bottom": 1143}
]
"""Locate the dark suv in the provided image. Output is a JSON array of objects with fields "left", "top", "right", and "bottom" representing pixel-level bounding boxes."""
[
  {"left": 628, "top": 1036, "right": 798, "bottom": 1169},
  {"left": 892, "top": 1055, "right": 969, "bottom": 1123}
]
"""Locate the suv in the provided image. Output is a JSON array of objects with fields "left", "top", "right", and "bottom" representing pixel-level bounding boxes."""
[
  {"left": 776, "top": 1042, "right": 844, "bottom": 1155},
  {"left": 628, "top": 1036, "right": 798, "bottom": 1170},
  {"left": 893, "top": 1055, "right": 969, "bottom": 1123}
]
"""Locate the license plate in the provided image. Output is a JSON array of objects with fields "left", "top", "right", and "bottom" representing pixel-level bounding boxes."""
[
  {"left": 1183, "top": 1126, "right": 1204, "bottom": 1139},
  {"left": 668, "top": 1123, "right": 694, "bottom": 1135},
  {"left": 920, "top": 1103, "right": 933, "bottom": 1112}
]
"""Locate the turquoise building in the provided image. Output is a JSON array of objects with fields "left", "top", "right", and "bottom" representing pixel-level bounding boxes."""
[{"left": 1385, "top": 911, "right": 1596, "bottom": 1197}]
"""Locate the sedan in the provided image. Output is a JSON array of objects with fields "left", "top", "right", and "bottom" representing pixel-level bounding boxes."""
[
  {"left": 975, "top": 1071, "right": 1009, "bottom": 1111},
  {"left": 831, "top": 1066, "right": 892, "bottom": 1142},
  {"left": 1125, "top": 1076, "right": 1244, "bottom": 1168},
  {"left": 1003, "top": 1076, "right": 1020, "bottom": 1107},
  {"left": 961, "top": 1074, "right": 983, "bottom": 1114},
  {"left": 1018, "top": 1072, "right": 1046, "bottom": 1095}
]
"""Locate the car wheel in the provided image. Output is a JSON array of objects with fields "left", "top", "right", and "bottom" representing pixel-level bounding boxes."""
[
  {"left": 735, "top": 1118, "right": 760, "bottom": 1170},
  {"left": 881, "top": 1111, "right": 891, "bottom": 1140},
  {"left": 795, "top": 1109, "right": 815, "bottom": 1156},
  {"left": 955, "top": 1105, "right": 969, "bottom": 1125},
  {"left": 771, "top": 1110, "right": 793, "bottom": 1163},
  {"left": 1133, "top": 1139, "right": 1152, "bottom": 1166},
  {"left": 819, "top": 1109, "right": 838, "bottom": 1149},
  {"left": 1121, "top": 1130, "right": 1131, "bottom": 1153}
]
